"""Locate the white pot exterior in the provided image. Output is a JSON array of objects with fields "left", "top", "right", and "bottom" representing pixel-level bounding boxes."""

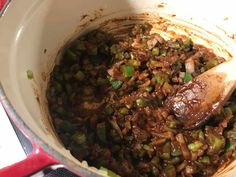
[{"left": 1, "top": 0, "right": 236, "bottom": 176}]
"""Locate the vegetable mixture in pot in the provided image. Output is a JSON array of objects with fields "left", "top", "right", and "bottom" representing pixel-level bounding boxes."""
[{"left": 47, "top": 23, "right": 236, "bottom": 177}]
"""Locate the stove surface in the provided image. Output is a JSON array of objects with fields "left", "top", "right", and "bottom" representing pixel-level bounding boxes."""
[{"left": 0, "top": 103, "right": 26, "bottom": 169}]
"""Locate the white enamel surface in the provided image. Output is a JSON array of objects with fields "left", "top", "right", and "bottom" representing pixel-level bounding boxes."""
[{"left": 1, "top": 0, "right": 236, "bottom": 176}]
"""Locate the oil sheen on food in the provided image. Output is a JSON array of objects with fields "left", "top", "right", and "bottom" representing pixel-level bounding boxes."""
[{"left": 46, "top": 23, "right": 236, "bottom": 177}]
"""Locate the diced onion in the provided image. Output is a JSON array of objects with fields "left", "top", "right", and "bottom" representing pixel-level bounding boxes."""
[{"left": 185, "top": 58, "right": 195, "bottom": 74}]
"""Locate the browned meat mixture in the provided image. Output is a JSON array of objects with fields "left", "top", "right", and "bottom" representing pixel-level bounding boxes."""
[{"left": 47, "top": 23, "right": 236, "bottom": 177}]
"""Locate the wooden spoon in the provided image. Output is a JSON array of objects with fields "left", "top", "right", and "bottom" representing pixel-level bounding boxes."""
[{"left": 165, "top": 58, "right": 236, "bottom": 129}]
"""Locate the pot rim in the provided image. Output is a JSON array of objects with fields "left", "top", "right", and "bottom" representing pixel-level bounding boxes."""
[
  {"left": 1, "top": 1, "right": 236, "bottom": 176},
  {"left": 0, "top": 1, "right": 105, "bottom": 176}
]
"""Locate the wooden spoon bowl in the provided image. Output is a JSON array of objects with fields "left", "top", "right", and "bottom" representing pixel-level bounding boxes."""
[{"left": 165, "top": 58, "right": 236, "bottom": 129}]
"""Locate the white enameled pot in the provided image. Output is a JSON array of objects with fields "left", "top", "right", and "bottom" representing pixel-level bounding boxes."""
[{"left": 1, "top": 0, "right": 236, "bottom": 176}]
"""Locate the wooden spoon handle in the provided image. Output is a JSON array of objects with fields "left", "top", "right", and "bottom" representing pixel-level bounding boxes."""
[
  {"left": 213, "top": 59, "right": 236, "bottom": 100},
  {"left": 214, "top": 58, "right": 236, "bottom": 83}
]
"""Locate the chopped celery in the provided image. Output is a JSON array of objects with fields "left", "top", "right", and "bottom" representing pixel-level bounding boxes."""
[
  {"left": 183, "top": 72, "right": 192, "bottom": 83},
  {"left": 74, "top": 71, "right": 85, "bottom": 81},
  {"left": 100, "top": 167, "right": 120, "bottom": 177},
  {"left": 136, "top": 98, "right": 146, "bottom": 107},
  {"left": 26, "top": 70, "right": 34, "bottom": 79},
  {"left": 71, "top": 132, "right": 86, "bottom": 144},
  {"left": 123, "top": 64, "right": 134, "bottom": 78},
  {"left": 152, "top": 47, "right": 160, "bottom": 56},
  {"left": 96, "top": 122, "right": 107, "bottom": 143},
  {"left": 188, "top": 141, "right": 203, "bottom": 152},
  {"left": 111, "top": 80, "right": 123, "bottom": 89}
]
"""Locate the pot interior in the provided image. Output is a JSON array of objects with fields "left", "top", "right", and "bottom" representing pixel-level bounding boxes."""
[{"left": 1, "top": 0, "right": 236, "bottom": 176}]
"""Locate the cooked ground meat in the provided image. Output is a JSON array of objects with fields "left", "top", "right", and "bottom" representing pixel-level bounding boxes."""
[{"left": 47, "top": 23, "right": 236, "bottom": 177}]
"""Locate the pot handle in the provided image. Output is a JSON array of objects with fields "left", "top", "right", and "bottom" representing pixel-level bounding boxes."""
[
  {"left": 0, "top": 143, "right": 59, "bottom": 177},
  {"left": 0, "top": 102, "right": 59, "bottom": 177},
  {"left": 0, "top": 0, "right": 6, "bottom": 13},
  {"left": 0, "top": 89, "right": 59, "bottom": 176},
  {"left": 0, "top": 2, "right": 59, "bottom": 176}
]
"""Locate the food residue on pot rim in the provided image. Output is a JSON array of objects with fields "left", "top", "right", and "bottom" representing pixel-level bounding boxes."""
[
  {"left": 41, "top": 72, "right": 46, "bottom": 82},
  {"left": 81, "top": 14, "right": 89, "bottom": 21},
  {"left": 156, "top": 2, "right": 167, "bottom": 8}
]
